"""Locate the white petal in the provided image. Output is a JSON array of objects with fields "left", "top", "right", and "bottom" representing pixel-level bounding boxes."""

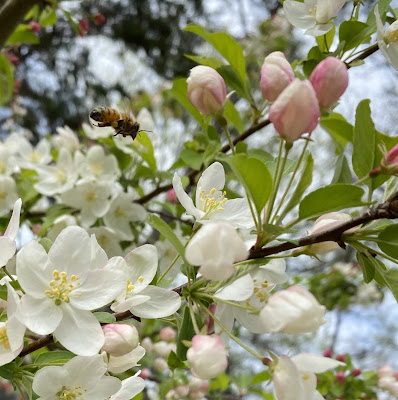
[
  {"left": 130, "top": 286, "right": 181, "bottom": 318},
  {"left": 210, "top": 198, "right": 254, "bottom": 229},
  {"left": 106, "top": 345, "right": 146, "bottom": 375},
  {"left": 305, "top": 23, "right": 334, "bottom": 36},
  {"left": 283, "top": 1, "right": 315, "bottom": 29},
  {"left": 7, "top": 315, "right": 25, "bottom": 353},
  {"left": 33, "top": 366, "right": 68, "bottom": 397},
  {"left": 172, "top": 173, "right": 203, "bottom": 219},
  {"left": 195, "top": 162, "right": 225, "bottom": 205},
  {"left": 54, "top": 305, "right": 104, "bottom": 355},
  {"left": 64, "top": 354, "right": 107, "bottom": 387},
  {"left": 257, "top": 259, "right": 288, "bottom": 284},
  {"left": 18, "top": 295, "right": 62, "bottom": 335},
  {"left": 273, "top": 356, "right": 305, "bottom": 400},
  {"left": 215, "top": 274, "right": 254, "bottom": 301},
  {"left": 111, "top": 295, "right": 151, "bottom": 313},
  {"left": 110, "top": 374, "right": 145, "bottom": 400},
  {"left": 291, "top": 353, "right": 345, "bottom": 373},
  {"left": 316, "top": 0, "right": 345, "bottom": 23},
  {"left": 234, "top": 309, "right": 266, "bottom": 334},
  {"left": 89, "top": 233, "right": 108, "bottom": 269},
  {"left": 86, "top": 375, "right": 122, "bottom": 400},
  {"left": 4, "top": 198, "right": 21, "bottom": 240},
  {"left": 125, "top": 245, "right": 158, "bottom": 290},
  {"left": 48, "top": 226, "right": 92, "bottom": 275},
  {"left": 0, "top": 237, "right": 15, "bottom": 267}
]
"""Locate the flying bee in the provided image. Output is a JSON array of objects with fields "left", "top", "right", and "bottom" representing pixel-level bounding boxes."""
[{"left": 89, "top": 106, "right": 141, "bottom": 139}]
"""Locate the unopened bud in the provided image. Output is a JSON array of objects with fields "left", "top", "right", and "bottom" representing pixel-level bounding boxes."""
[
  {"left": 166, "top": 189, "right": 178, "bottom": 203},
  {"left": 336, "top": 371, "right": 346, "bottom": 383},
  {"left": 352, "top": 368, "right": 361, "bottom": 377},
  {"left": 154, "top": 357, "right": 168, "bottom": 373},
  {"left": 336, "top": 354, "right": 346, "bottom": 362},
  {"left": 323, "top": 349, "right": 333, "bottom": 358},
  {"left": 159, "top": 326, "right": 176, "bottom": 341},
  {"left": 94, "top": 13, "right": 106, "bottom": 25},
  {"left": 102, "top": 323, "right": 139, "bottom": 357},
  {"left": 78, "top": 18, "right": 89, "bottom": 37},
  {"left": 29, "top": 21, "right": 41, "bottom": 33}
]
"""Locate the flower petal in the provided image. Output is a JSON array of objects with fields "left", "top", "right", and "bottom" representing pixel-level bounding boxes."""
[
  {"left": 273, "top": 356, "right": 305, "bottom": 400},
  {"left": 283, "top": 0, "right": 315, "bottom": 29},
  {"left": 111, "top": 295, "right": 151, "bottom": 313},
  {"left": 0, "top": 237, "right": 15, "bottom": 267},
  {"left": 195, "top": 162, "right": 225, "bottom": 205},
  {"left": 64, "top": 354, "right": 107, "bottom": 388},
  {"left": 291, "top": 353, "right": 345, "bottom": 373},
  {"left": 110, "top": 374, "right": 145, "bottom": 400},
  {"left": 86, "top": 375, "right": 122, "bottom": 400},
  {"left": 172, "top": 173, "right": 203, "bottom": 219},
  {"left": 4, "top": 198, "right": 21, "bottom": 241},
  {"left": 210, "top": 198, "right": 254, "bottom": 229},
  {"left": 54, "top": 305, "right": 104, "bottom": 355},
  {"left": 130, "top": 286, "right": 181, "bottom": 318},
  {"left": 106, "top": 345, "right": 146, "bottom": 375},
  {"left": 32, "top": 366, "right": 68, "bottom": 397},
  {"left": 215, "top": 274, "right": 254, "bottom": 301}
]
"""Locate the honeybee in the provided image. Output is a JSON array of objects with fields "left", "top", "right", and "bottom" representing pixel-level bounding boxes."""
[{"left": 89, "top": 106, "right": 141, "bottom": 139}]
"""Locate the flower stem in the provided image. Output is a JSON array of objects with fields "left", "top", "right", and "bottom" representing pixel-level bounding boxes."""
[
  {"left": 200, "top": 293, "right": 259, "bottom": 312},
  {"left": 221, "top": 119, "right": 236, "bottom": 155},
  {"left": 200, "top": 303, "right": 263, "bottom": 360},
  {"left": 157, "top": 254, "right": 180, "bottom": 284},
  {"left": 353, "top": 174, "right": 370, "bottom": 186},
  {"left": 3, "top": 267, "right": 25, "bottom": 294},
  {"left": 188, "top": 299, "right": 201, "bottom": 335}
]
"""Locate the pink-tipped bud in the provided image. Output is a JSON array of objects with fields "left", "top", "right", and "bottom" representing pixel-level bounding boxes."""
[
  {"left": 29, "top": 21, "right": 41, "bottom": 33},
  {"left": 336, "top": 354, "right": 346, "bottom": 362},
  {"left": 6, "top": 52, "right": 19, "bottom": 66},
  {"left": 336, "top": 371, "right": 346, "bottom": 383},
  {"left": 159, "top": 326, "right": 177, "bottom": 341},
  {"left": 102, "top": 323, "right": 139, "bottom": 357},
  {"left": 371, "top": 143, "right": 398, "bottom": 177},
  {"left": 269, "top": 79, "right": 320, "bottom": 142},
  {"left": 187, "top": 66, "right": 227, "bottom": 115},
  {"left": 166, "top": 188, "right": 178, "bottom": 203},
  {"left": 310, "top": 57, "right": 348, "bottom": 109},
  {"left": 78, "top": 18, "right": 89, "bottom": 37},
  {"left": 154, "top": 357, "right": 168, "bottom": 373},
  {"left": 260, "top": 51, "right": 294, "bottom": 102},
  {"left": 175, "top": 385, "right": 190, "bottom": 397},
  {"left": 94, "top": 13, "right": 106, "bottom": 25},
  {"left": 187, "top": 334, "right": 228, "bottom": 379},
  {"left": 139, "top": 368, "right": 151, "bottom": 380},
  {"left": 323, "top": 349, "right": 333, "bottom": 358},
  {"left": 352, "top": 368, "right": 361, "bottom": 377}
]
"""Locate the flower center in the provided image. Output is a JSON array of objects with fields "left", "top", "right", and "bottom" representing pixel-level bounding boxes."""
[
  {"left": 0, "top": 190, "right": 6, "bottom": 200},
  {"left": 0, "top": 323, "right": 10, "bottom": 350},
  {"left": 29, "top": 150, "right": 41, "bottom": 163},
  {"left": 44, "top": 270, "right": 81, "bottom": 305},
  {"left": 57, "top": 385, "right": 87, "bottom": 400},
  {"left": 246, "top": 278, "right": 270, "bottom": 306},
  {"left": 115, "top": 206, "right": 125, "bottom": 218},
  {"left": 56, "top": 167, "right": 67, "bottom": 184},
  {"left": 90, "top": 161, "right": 103, "bottom": 175},
  {"left": 126, "top": 276, "right": 144, "bottom": 294},
  {"left": 199, "top": 188, "right": 228, "bottom": 218},
  {"left": 85, "top": 191, "right": 98, "bottom": 202},
  {"left": 384, "top": 21, "right": 398, "bottom": 44},
  {"left": 308, "top": 5, "right": 317, "bottom": 15}
]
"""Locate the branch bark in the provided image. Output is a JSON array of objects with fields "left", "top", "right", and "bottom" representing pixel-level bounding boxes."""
[{"left": 0, "top": 0, "right": 40, "bottom": 49}]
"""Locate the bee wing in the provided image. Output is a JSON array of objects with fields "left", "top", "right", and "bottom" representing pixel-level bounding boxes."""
[
  {"left": 116, "top": 97, "right": 135, "bottom": 119},
  {"left": 137, "top": 108, "right": 154, "bottom": 132}
]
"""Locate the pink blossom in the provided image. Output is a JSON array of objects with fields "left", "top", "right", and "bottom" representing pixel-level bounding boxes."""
[{"left": 102, "top": 323, "right": 139, "bottom": 357}]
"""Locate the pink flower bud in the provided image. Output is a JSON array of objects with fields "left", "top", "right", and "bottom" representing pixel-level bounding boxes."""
[
  {"left": 187, "top": 66, "right": 227, "bottom": 115},
  {"left": 94, "top": 13, "right": 106, "bottom": 25},
  {"left": 336, "top": 354, "right": 346, "bottom": 362},
  {"left": 323, "top": 349, "right": 333, "bottom": 358},
  {"left": 78, "top": 18, "right": 89, "bottom": 37},
  {"left": 269, "top": 79, "right": 320, "bottom": 142},
  {"left": 102, "top": 323, "right": 139, "bottom": 357},
  {"left": 154, "top": 357, "right": 168, "bottom": 373},
  {"left": 336, "top": 371, "right": 346, "bottom": 383},
  {"left": 310, "top": 57, "right": 349, "bottom": 108},
  {"left": 141, "top": 337, "right": 153, "bottom": 353},
  {"left": 187, "top": 334, "right": 228, "bottom": 379},
  {"left": 139, "top": 368, "right": 151, "bottom": 379},
  {"left": 371, "top": 143, "right": 398, "bottom": 176},
  {"left": 260, "top": 285, "right": 326, "bottom": 334},
  {"left": 166, "top": 188, "right": 178, "bottom": 203},
  {"left": 175, "top": 385, "right": 190, "bottom": 397},
  {"left": 352, "top": 368, "right": 361, "bottom": 377},
  {"left": 159, "top": 326, "right": 176, "bottom": 341},
  {"left": 29, "top": 21, "right": 41, "bottom": 33},
  {"left": 379, "top": 365, "right": 394, "bottom": 378},
  {"left": 260, "top": 51, "right": 294, "bottom": 102}
]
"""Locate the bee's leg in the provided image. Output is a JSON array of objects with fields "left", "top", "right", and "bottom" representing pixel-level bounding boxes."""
[{"left": 95, "top": 122, "right": 112, "bottom": 127}]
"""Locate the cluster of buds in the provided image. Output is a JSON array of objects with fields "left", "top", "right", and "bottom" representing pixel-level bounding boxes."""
[
  {"left": 379, "top": 365, "right": 398, "bottom": 397},
  {"left": 166, "top": 377, "right": 210, "bottom": 400}
]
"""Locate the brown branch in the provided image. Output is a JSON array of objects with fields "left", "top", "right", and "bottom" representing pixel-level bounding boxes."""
[
  {"left": 0, "top": 0, "right": 41, "bottom": 49},
  {"left": 20, "top": 334, "right": 52, "bottom": 357},
  {"left": 249, "top": 191, "right": 398, "bottom": 259},
  {"left": 136, "top": 119, "right": 271, "bottom": 205}
]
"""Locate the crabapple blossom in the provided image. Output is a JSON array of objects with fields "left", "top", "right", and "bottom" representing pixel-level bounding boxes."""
[
  {"left": 16, "top": 226, "right": 126, "bottom": 355},
  {"left": 269, "top": 79, "right": 320, "bottom": 142},
  {"left": 53, "top": 126, "right": 80, "bottom": 152},
  {"left": 111, "top": 244, "right": 181, "bottom": 318},
  {"left": 185, "top": 221, "right": 248, "bottom": 281},
  {"left": 272, "top": 353, "right": 345, "bottom": 400},
  {"left": 0, "top": 198, "right": 21, "bottom": 267},
  {"left": 102, "top": 323, "right": 139, "bottom": 357},
  {"left": 173, "top": 162, "right": 253, "bottom": 229},
  {"left": 310, "top": 57, "right": 349, "bottom": 108},
  {"left": 260, "top": 285, "right": 326, "bottom": 334},
  {"left": 375, "top": 5, "right": 398, "bottom": 71},
  {"left": 103, "top": 345, "right": 146, "bottom": 375},
  {"left": 283, "top": 0, "right": 346, "bottom": 36},
  {"left": 187, "top": 334, "right": 228, "bottom": 379},
  {"left": 32, "top": 354, "right": 121, "bottom": 400},
  {"left": 11, "top": 135, "right": 52, "bottom": 169},
  {"left": 34, "top": 148, "right": 78, "bottom": 196},
  {"left": 187, "top": 66, "right": 227, "bottom": 115},
  {"left": 0, "top": 144, "right": 17, "bottom": 175},
  {"left": 260, "top": 51, "right": 294, "bottom": 102}
]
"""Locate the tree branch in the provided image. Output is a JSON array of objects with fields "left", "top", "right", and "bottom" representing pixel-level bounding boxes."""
[
  {"left": 0, "top": 0, "right": 41, "bottom": 49},
  {"left": 249, "top": 191, "right": 398, "bottom": 259},
  {"left": 136, "top": 119, "right": 271, "bottom": 204}
]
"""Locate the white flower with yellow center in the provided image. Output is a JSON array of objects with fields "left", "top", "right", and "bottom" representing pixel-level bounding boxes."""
[
  {"left": 283, "top": 0, "right": 346, "bottom": 36},
  {"left": 111, "top": 245, "right": 181, "bottom": 318},
  {"left": 34, "top": 148, "right": 78, "bottom": 196},
  {"left": 375, "top": 5, "right": 398, "bottom": 71},
  {"left": 173, "top": 162, "right": 253, "bottom": 229},
  {"left": 52, "top": 125, "right": 80, "bottom": 152},
  {"left": 16, "top": 226, "right": 126, "bottom": 355},
  {"left": 60, "top": 179, "right": 112, "bottom": 227},
  {"left": 0, "top": 176, "right": 18, "bottom": 217},
  {"left": 103, "top": 190, "right": 147, "bottom": 240},
  {"left": 75, "top": 145, "right": 121, "bottom": 182},
  {"left": 32, "top": 354, "right": 122, "bottom": 400},
  {"left": 0, "top": 282, "right": 26, "bottom": 366},
  {"left": 10, "top": 135, "right": 52, "bottom": 170}
]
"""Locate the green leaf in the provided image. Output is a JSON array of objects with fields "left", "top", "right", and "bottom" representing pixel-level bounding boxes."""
[
  {"left": 251, "top": 370, "right": 271, "bottom": 385},
  {"left": 176, "top": 307, "right": 195, "bottom": 360},
  {"left": 279, "top": 152, "right": 313, "bottom": 221},
  {"left": 339, "top": 21, "right": 371, "bottom": 51},
  {"left": 148, "top": 213, "right": 187, "bottom": 263},
  {"left": 320, "top": 113, "right": 353, "bottom": 151},
  {"left": 38, "top": 237, "right": 52, "bottom": 253},
  {"left": 184, "top": 24, "right": 246, "bottom": 82},
  {"left": 39, "top": 5, "right": 58, "bottom": 27},
  {"left": 352, "top": 100, "right": 375, "bottom": 179},
  {"left": 381, "top": 268, "right": 398, "bottom": 302},
  {"left": 6, "top": 24, "right": 39, "bottom": 45},
  {"left": 316, "top": 25, "right": 335, "bottom": 52},
  {"left": 170, "top": 78, "right": 205, "bottom": 127},
  {"left": 184, "top": 54, "right": 225, "bottom": 69},
  {"left": 224, "top": 100, "right": 243, "bottom": 133},
  {"left": 367, "top": 0, "right": 392, "bottom": 28},
  {"left": 332, "top": 154, "right": 352, "bottom": 184},
  {"left": 167, "top": 350, "right": 185, "bottom": 371},
  {"left": 0, "top": 54, "right": 14, "bottom": 106},
  {"left": 378, "top": 224, "right": 398, "bottom": 259},
  {"left": 180, "top": 148, "right": 204, "bottom": 170},
  {"left": 0, "top": 364, "right": 14, "bottom": 380},
  {"left": 356, "top": 251, "right": 375, "bottom": 283},
  {"left": 210, "top": 373, "right": 229, "bottom": 390},
  {"left": 35, "top": 351, "right": 75, "bottom": 365},
  {"left": 298, "top": 184, "right": 366, "bottom": 221},
  {"left": 134, "top": 131, "right": 157, "bottom": 172},
  {"left": 223, "top": 154, "right": 273, "bottom": 215},
  {"left": 93, "top": 312, "right": 116, "bottom": 324},
  {"left": 217, "top": 65, "right": 250, "bottom": 100}
]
